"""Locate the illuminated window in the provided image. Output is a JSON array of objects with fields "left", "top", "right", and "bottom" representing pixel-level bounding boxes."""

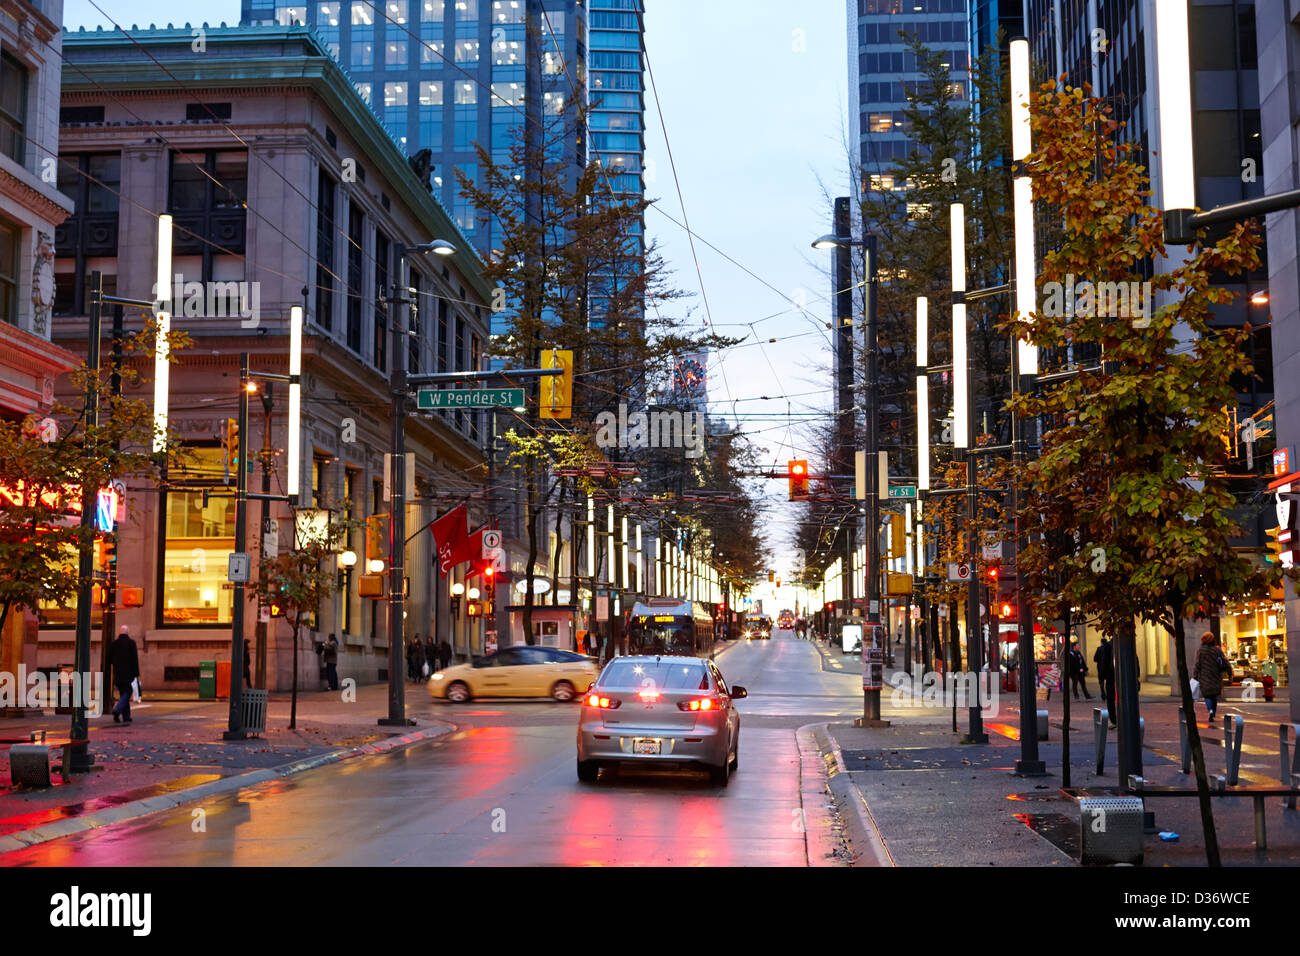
[
  {"left": 352, "top": 1, "right": 373, "bottom": 24},
  {"left": 868, "top": 174, "right": 895, "bottom": 191},
  {"left": 455, "top": 38, "right": 479, "bottom": 62},
  {"left": 385, "top": 0, "right": 407, "bottom": 22},
  {"left": 868, "top": 112, "right": 893, "bottom": 134},
  {"left": 275, "top": 5, "right": 307, "bottom": 24},
  {"left": 161, "top": 471, "right": 236, "bottom": 626}
]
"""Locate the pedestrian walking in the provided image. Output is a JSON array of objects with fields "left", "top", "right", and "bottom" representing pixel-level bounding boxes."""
[
  {"left": 1067, "top": 639, "right": 1092, "bottom": 700},
  {"left": 439, "top": 639, "right": 452, "bottom": 670},
  {"left": 1094, "top": 635, "right": 1116, "bottom": 725},
  {"left": 425, "top": 635, "right": 438, "bottom": 674},
  {"left": 1194, "top": 632, "right": 1232, "bottom": 721},
  {"left": 108, "top": 625, "right": 139, "bottom": 724},
  {"left": 321, "top": 633, "right": 340, "bottom": 691},
  {"left": 409, "top": 636, "right": 426, "bottom": 682},
  {"left": 242, "top": 638, "right": 252, "bottom": 690}
]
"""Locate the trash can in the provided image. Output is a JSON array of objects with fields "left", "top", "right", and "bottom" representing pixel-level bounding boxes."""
[
  {"left": 215, "top": 661, "right": 231, "bottom": 699},
  {"left": 241, "top": 688, "right": 268, "bottom": 736},
  {"left": 198, "top": 660, "right": 217, "bottom": 699},
  {"left": 1078, "top": 796, "right": 1144, "bottom": 865}
]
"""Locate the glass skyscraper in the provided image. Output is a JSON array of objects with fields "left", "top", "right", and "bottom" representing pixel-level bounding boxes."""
[{"left": 849, "top": 0, "right": 971, "bottom": 197}]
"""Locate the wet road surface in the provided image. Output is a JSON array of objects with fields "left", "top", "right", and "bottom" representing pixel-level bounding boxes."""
[{"left": 2, "top": 632, "right": 863, "bottom": 866}]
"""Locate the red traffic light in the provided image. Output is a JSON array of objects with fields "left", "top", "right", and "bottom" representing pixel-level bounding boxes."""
[
  {"left": 988, "top": 566, "right": 999, "bottom": 580},
  {"left": 788, "top": 460, "right": 810, "bottom": 501},
  {"left": 485, "top": 565, "right": 495, "bottom": 578},
  {"left": 790, "top": 461, "right": 806, "bottom": 476}
]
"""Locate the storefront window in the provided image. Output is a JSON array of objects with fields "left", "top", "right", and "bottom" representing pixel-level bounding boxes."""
[
  {"left": 162, "top": 487, "right": 235, "bottom": 625},
  {"left": 37, "top": 539, "right": 106, "bottom": 627}
]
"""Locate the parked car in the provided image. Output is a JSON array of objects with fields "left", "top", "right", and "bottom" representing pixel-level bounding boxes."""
[{"left": 429, "top": 645, "right": 598, "bottom": 703}]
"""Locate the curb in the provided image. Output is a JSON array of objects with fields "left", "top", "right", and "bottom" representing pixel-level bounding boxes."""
[
  {"left": 0, "top": 720, "right": 457, "bottom": 855},
  {"left": 795, "top": 724, "right": 852, "bottom": 866},
  {"left": 811, "top": 723, "right": 896, "bottom": 867}
]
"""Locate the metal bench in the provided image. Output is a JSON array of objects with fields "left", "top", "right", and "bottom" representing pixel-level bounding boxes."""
[{"left": 1127, "top": 775, "right": 1300, "bottom": 851}]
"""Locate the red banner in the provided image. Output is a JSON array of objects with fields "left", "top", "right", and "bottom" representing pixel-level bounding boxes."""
[
  {"left": 451, "top": 526, "right": 487, "bottom": 571},
  {"left": 431, "top": 505, "right": 468, "bottom": 576}
]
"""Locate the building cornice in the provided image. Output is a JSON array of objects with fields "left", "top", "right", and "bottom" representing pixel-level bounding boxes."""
[{"left": 0, "top": 165, "right": 74, "bottom": 225}]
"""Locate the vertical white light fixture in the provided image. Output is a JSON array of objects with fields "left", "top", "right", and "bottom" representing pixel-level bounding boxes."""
[
  {"left": 606, "top": 504, "right": 615, "bottom": 586},
  {"left": 287, "top": 306, "right": 303, "bottom": 498},
  {"left": 587, "top": 496, "right": 596, "bottom": 578},
  {"left": 1154, "top": 0, "right": 1196, "bottom": 215},
  {"left": 905, "top": 502, "right": 914, "bottom": 576},
  {"left": 950, "top": 203, "right": 968, "bottom": 449},
  {"left": 621, "top": 515, "right": 629, "bottom": 591},
  {"left": 654, "top": 535, "right": 661, "bottom": 596},
  {"left": 916, "top": 296, "right": 930, "bottom": 490},
  {"left": 914, "top": 499, "right": 925, "bottom": 572},
  {"left": 152, "top": 215, "right": 173, "bottom": 453},
  {"left": 635, "top": 523, "right": 644, "bottom": 594},
  {"left": 1010, "top": 38, "right": 1039, "bottom": 377}
]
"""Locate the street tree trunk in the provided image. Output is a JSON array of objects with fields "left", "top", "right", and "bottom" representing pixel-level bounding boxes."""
[
  {"left": 1171, "top": 602, "right": 1220, "bottom": 866},
  {"left": 290, "top": 615, "right": 301, "bottom": 730},
  {"left": 522, "top": 465, "right": 541, "bottom": 644},
  {"left": 550, "top": 480, "right": 567, "bottom": 602}
]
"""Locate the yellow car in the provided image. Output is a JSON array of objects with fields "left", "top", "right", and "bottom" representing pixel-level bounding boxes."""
[{"left": 429, "top": 645, "right": 599, "bottom": 703}]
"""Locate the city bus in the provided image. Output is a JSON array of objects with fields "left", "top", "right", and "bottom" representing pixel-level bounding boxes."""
[{"left": 629, "top": 599, "right": 716, "bottom": 658}]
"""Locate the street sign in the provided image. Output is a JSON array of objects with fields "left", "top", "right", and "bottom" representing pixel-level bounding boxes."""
[
  {"left": 228, "top": 552, "right": 251, "bottom": 583},
  {"left": 417, "top": 388, "right": 524, "bottom": 410},
  {"left": 947, "top": 562, "right": 971, "bottom": 582},
  {"left": 887, "top": 486, "right": 917, "bottom": 499},
  {"left": 483, "top": 530, "right": 502, "bottom": 550}
]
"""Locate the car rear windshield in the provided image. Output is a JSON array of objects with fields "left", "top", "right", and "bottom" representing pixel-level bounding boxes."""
[{"left": 599, "top": 660, "right": 711, "bottom": 691}]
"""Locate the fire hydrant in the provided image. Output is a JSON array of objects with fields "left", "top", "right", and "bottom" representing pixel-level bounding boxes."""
[{"left": 1262, "top": 674, "right": 1276, "bottom": 702}]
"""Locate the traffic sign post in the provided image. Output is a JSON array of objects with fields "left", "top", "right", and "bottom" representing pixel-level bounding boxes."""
[
  {"left": 887, "top": 486, "right": 917, "bottom": 499},
  {"left": 417, "top": 388, "right": 525, "bottom": 410}
]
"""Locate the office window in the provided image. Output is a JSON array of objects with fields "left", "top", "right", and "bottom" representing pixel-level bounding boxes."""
[
  {"left": 455, "top": 38, "right": 480, "bottom": 63},
  {"left": 161, "top": 482, "right": 235, "bottom": 625},
  {"left": 492, "top": 0, "right": 522, "bottom": 22},
  {"left": 385, "top": 81, "right": 409, "bottom": 108},
  {"left": 316, "top": 168, "right": 337, "bottom": 331},
  {"left": 384, "top": 0, "right": 408, "bottom": 22},
  {"left": 275, "top": 5, "right": 308, "bottom": 24},
  {"left": 455, "top": 0, "right": 477, "bottom": 19},
  {"left": 352, "top": 0, "right": 374, "bottom": 23},
  {"left": 454, "top": 82, "right": 478, "bottom": 151},
  {"left": 168, "top": 151, "right": 247, "bottom": 284},
  {"left": 352, "top": 42, "right": 374, "bottom": 67},
  {"left": 386, "top": 39, "right": 409, "bottom": 66},
  {"left": 455, "top": 315, "right": 467, "bottom": 431},
  {"left": 0, "top": 217, "right": 18, "bottom": 327},
  {"left": 0, "top": 54, "right": 28, "bottom": 167},
  {"left": 347, "top": 203, "right": 364, "bottom": 352},
  {"left": 452, "top": 163, "right": 477, "bottom": 233},
  {"left": 409, "top": 272, "right": 423, "bottom": 373},
  {"left": 375, "top": 232, "right": 390, "bottom": 372},
  {"left": 438, "top": 297, "right": 449, "bottom": 371},
  {"left": 418, "top": 80, "right": 444, "bottom": 149},
  {"left": 422, "top": 0, "right": 445, "bottom": 18},
  {"left": 53, "top": 153, "right": 121, "bottom": 315}
]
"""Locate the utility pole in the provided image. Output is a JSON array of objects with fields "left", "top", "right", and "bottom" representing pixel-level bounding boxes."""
[
  {"left": 862, "top": 233, "right": 887, "bottom": 726},
  {"left": 100, "top": 303, "right": 123, "bottom": 696},
  {"left": 383, "top": 248, "right": 414, "bottom": 727},
  {"left": 833, "top": 198, "right": 854, "bottom": 640},
  {"left": 223, "top": 353, "right": 252, "bottom": 740}
]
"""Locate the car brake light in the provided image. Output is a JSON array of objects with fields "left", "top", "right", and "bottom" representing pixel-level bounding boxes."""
[
  {"left": 678, "top": 697, "right": 722, "bottom": 712},
  {"left": 585, "top": 693, "right": 620, "bottom": 709}
]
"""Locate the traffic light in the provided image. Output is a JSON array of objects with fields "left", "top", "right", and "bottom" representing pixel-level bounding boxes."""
[
  {"left": 768, "top": 570, "right": 775, "bottom": 583},
  {"left": 887, "top": 513, "right": 905, "bottom": 559},
  {"left": 223, "top": 418, "right": 239, "bottom": 479},
  {"left": 540, "top": 348, "right": 573, "bottom": 419},
  {"left": 788, "top": 460, "right": 809, "bottom": 501},
  {"left": 1266, "top": 526, "right": 1294, "bottom": 568},
  {"left": 366, "top": 514, "right": 389, "bottom": 566}
]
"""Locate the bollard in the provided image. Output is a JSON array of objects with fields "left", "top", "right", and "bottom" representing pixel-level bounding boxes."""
[
  {"left": 1177, "top": 708, "right": 1192, "bottom": 774},
  {"left": 1094, "top": 709, "right": 1109, "bottom": 775},
  {"left": 1223, "top": 715, "right": 1245, "bottom": 786},
  {"left": 1281, "top": 724, "right": 1300, "bottom": 811},
  {"left": 1037, "top": 709, "right": 1049, "bottom": 741},
  {"left": 1078, "top": 796, "right": 1144, "bottom": 865}
]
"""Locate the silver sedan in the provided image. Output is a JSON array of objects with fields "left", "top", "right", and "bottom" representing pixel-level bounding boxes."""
[{"left": 576, "top": 656, "right": 746, "bottom": 786}]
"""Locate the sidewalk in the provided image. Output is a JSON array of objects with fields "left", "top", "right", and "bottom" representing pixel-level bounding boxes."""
[
  {"left": 815, "top": 651, "right": 1300, "bottom": 866},
  {"left": 0, "top": 680, "right": 454, "bottom": 852}
]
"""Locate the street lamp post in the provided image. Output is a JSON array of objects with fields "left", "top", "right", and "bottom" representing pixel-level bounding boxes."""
[
  {"left": 383, "top": 239, "right": 455, "bottom": 727},
  {"left": 813, "top": 227, "right": 886, "bottom": 726},
  {"left": 1010, "top": 35, "right": 1048, "bottom": 776}
]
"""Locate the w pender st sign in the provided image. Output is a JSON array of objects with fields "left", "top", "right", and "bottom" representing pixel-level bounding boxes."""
[{"left": 416, "top": 388, "right": 525, "bottom": 410}]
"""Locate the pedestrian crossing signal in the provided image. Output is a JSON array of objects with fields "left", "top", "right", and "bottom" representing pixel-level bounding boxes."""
[{"left": 540, "top": 349, "right": 573, "bottom": 419}]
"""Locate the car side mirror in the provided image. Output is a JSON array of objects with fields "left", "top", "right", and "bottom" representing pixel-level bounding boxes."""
[{"left": 730, "top": 685, "right": 747, "bottom": 699}]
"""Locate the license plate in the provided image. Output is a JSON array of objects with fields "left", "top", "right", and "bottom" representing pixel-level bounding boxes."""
[{"left": 633, "top": 738, "right": 661, "bottom": 755}]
